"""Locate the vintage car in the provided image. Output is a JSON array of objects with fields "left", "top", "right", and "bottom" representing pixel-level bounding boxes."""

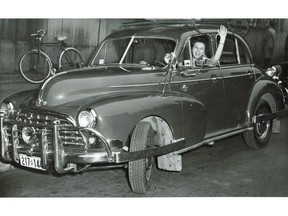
[{"left": 0, "top": 22, "right": 287, "bottom": 194}]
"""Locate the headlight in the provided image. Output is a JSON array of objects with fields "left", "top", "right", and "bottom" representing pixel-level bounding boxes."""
[
  {"left": 78, "top": 109, "right": 97, "bottom": 127},
  {"left": 0, "top": 101, "right": 15, "bottom": 118},
  {"left": 266, "top": 66, "right": 276, "bottom": 77}
]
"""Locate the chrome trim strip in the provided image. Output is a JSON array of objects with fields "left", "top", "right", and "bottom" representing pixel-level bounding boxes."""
[
  {"left": 65, "top": 151, "right": 111, "bottom": 164},
  {"left": 11, "top": 125, "right": 19, "bottom": 163},
  {"left": 53, "top": 120, "right": 75, "bottom": 173},
  {"left": 171, "top": 78, "right": 212, "bottom": 84},
  {"left": 222, "top": 74, "right": 251, "bottom": 79},
  {"left": 120, "top": 36, "right": 135, "bottom": 64},
  {"left": 40, "top": 128, "right": 49, "bottom": 169},
  {"left": 110, "top": 83, "right": 161, "bottom": 88},
  {"left": 80, "top": 127, "right": 113, "bottom": 160},
  {"left": 171, "top": 73, "right": 251, "bottom": 85},
  {"left": 174, "top": 127, "right": 253, "bottom": 154},
  {"left": 0, "top": 112, "right": 12, "bottom": 161},
  {"left": 36, "top": 76, "right": 54, "bottom": 107}
]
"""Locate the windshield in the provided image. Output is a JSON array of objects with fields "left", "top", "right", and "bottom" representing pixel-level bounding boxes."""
[{"left": 92, "top": 37, "right": 176, "bottom": 67}]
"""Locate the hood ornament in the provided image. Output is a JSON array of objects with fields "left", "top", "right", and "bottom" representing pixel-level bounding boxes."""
[
  {"left": 36, "top": 99, "right": 47, "bottom": 107},
  {"left": 36, "top": 88, "right": 47, "bottom": 107}
]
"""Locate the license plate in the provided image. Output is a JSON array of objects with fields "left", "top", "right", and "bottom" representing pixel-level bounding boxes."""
[{"left": 19, "top": 154, "right": 45, "bottom": 171}]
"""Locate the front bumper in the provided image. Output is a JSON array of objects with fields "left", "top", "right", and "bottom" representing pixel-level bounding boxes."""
[
  {"left": 0, "top": 112, "right": 186, "bottom": 174},
  {"left": 0, "top": 113, "right": 117, "bottom": 173}
]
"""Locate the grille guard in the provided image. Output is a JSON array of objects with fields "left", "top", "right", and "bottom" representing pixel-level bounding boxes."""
[
  {"left": 0, "top": 112, "right": 114, "bottom": 174},
  {"left": 1, "top": 112, "right": 188, "bottom": 174}
]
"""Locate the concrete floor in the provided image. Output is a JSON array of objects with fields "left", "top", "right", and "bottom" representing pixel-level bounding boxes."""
[{"left": 0, "top": 80, "right": 288, "bottom": 197}]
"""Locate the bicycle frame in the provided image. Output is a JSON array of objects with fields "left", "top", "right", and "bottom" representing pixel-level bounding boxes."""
[{"left": 37, "top": 37, "right": 77, "bottom": 72}]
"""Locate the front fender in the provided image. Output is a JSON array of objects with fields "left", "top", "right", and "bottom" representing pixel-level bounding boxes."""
[
  {"left": 2, "top": 90, "right": 36, "bottom": 110},
  {"left": 87, "top": 91, "right": 206, "bottom": 147}
]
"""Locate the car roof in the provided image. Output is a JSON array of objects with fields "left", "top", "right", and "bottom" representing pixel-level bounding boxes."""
[{"left": 105, "top": 24, "right": 220, "bottom": 41}]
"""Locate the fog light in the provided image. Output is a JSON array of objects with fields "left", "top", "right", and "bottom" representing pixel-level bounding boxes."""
[
  {"left": 0, "top": 101, "right": 15, "bottom": 118},
  {"left": 22, "top": 127, "right": 36, "bottom": 144},
  {"left": 88, "top": 136, "right": 96, "bottom": 144}
]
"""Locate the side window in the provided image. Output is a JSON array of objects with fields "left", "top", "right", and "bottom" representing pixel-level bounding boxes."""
[
  {"left": 178, "top": 41, "right": 191, "bottom": 67},
  {"left": 219, "top": 36, "right": 238, "bottom": 65},
  {"left": 237, "top": 40, "right": 251, "bottom": 64},
  {"left": 218, "top": 35, "right": 251, "bottom": 65}
]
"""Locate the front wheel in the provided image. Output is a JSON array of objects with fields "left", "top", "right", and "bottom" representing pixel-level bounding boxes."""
[
  {"left": 19, "top": 50, "right": 52, "bottom": 84},
  {"left": 243, "top": 99, "right": 273, "bottom": 149},
  {"left": 59, "top": 48, "right": 84, "bottom": 71},
  {"left": 128, "top": 121, "right": 155, "bottom": 194}
]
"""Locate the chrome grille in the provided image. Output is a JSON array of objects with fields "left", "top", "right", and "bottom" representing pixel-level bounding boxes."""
[
  {"left": 7, "top": 110, "right": 86, "bottom": 151},
  {"left": 16, "top": 111, "right": 72, "bottom": 126}
]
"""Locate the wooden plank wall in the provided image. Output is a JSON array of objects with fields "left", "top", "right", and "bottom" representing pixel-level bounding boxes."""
[
  {"left": 0, "top": 19, "right": 133, "bottom": 75},
  {"left": 1, "top": 19, "right": 288, "bottom": 76}
]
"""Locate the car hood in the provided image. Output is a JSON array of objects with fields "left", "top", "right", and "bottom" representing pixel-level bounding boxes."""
[{"left": 34, "top": 65, "right": 166, "bottom": 108}]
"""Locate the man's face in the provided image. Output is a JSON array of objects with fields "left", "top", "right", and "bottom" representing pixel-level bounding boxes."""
[{"left": 192, "top": 42, "right": 205, "bottom": 59}]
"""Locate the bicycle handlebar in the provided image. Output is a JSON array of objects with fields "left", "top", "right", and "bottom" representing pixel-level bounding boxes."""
[{"left": 31, "top": 29, "right": 46, "bottom": 38}]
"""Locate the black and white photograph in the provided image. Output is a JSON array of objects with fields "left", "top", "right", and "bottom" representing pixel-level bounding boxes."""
[{"left": 0, "top": 1, "right": 288, "bottom": 215}]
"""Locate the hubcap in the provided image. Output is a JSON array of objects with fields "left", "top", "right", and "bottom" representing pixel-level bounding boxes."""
[{"left": 255, "top": 105, "right": 271, "bottom": 139}]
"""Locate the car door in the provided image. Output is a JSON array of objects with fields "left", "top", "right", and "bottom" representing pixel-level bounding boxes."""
[
  {"left": 217, "top": 34, "right": 256, "bottom": 131},
  {"left": 170, "top": 35, "right": 225, "bottom": 140}
]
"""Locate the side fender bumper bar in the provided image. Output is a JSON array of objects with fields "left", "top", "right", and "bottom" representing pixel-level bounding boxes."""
[{"left": 253, "top": 108, "right": 288, "bottom": 123}]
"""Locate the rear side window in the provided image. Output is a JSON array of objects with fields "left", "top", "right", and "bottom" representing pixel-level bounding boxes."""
[{"left": 218, "top": 35, "right": 251, "bottom": 65}]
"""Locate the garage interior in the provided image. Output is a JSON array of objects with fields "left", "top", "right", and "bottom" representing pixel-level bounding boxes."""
[{"left": 0, "top": 19, "right": 288, "bottom": 198}]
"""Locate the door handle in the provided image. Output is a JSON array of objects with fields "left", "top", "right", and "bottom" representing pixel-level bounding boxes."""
[
  {"left": 181, "top": 84, "right": 189, "bottom": 92},
  {"left": 210, "top": 74, "right": 223, "bottom": 82},
  {"left": 247, "top": 70, "right": 254, "bottom": 77}
]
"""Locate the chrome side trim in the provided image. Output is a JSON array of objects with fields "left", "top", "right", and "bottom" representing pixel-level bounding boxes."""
[
  {"left": 110, "top": 83, "right": 161, "bottom": 88},
  {"left": 80, "top": 127, "right": 113, "bottom": 160},
  {"left": 171, "top": 73, "right": 251, "bottom": 85},
  {"left": 174, "top": 127, "right": 253, "bottom": 154}
]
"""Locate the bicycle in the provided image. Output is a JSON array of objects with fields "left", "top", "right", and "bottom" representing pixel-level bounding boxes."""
[{"left": 19, "top": 29, "right": 84, "bottom": 84}]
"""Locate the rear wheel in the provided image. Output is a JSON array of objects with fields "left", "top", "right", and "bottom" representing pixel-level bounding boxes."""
[
  {"left": 243, "top": 99, "right": 273, "bottom": 149},
  {"left": 19, "top": 50, "right": 52, "bottom": 84},
  {"left": 128, "top": 121, "right": 155, "bottom": 194},
  {"left": 59, "top": 48, "right": 84, "bottom": 71}
]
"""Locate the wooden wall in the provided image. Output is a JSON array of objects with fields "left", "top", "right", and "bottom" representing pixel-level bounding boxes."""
[
  {"left": 1, "top": 19, "right": 288, "bottom": 76},
  {"left": 0, "top": 19, "right": 133, "bottom": 75}
]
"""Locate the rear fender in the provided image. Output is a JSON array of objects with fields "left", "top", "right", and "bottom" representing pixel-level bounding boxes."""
[{"left": 246, "top": 80, "right": 285, "bottom": 127}]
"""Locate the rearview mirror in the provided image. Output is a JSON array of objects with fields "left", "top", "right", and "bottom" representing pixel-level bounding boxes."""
[{"left": 164, "top": 52, "right": 177, "bottom": 66}]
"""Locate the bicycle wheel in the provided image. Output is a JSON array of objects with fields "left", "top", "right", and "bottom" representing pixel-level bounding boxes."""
[
  {"left": 59, "top": 47, "right": 84, "bottom": 71},
  {"left": 19, "top": 50, "right": 52, "bottom": 84}
]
